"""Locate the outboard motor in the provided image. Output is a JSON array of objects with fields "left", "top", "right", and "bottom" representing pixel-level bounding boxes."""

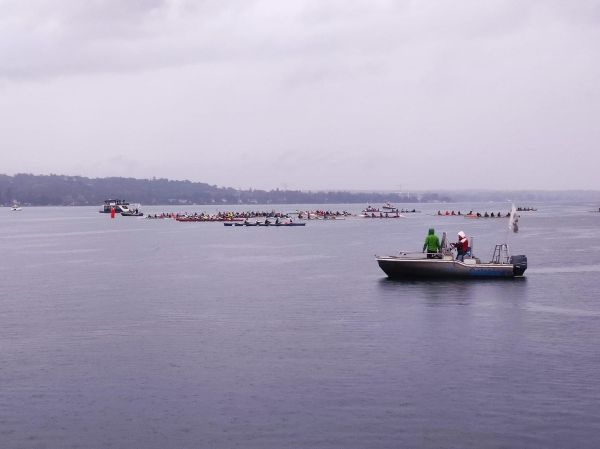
[{"left": 509, "top": 255, "right": 527, "bottom": 276}]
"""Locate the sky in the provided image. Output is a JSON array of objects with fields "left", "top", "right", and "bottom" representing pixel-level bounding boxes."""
[{"left": 1, "top": 0, "right": 599, "bottom": 191}]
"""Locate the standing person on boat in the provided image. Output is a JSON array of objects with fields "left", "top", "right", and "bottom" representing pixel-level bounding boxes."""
[
  {"left": 452, "top": 231, "right": 469, "bottom": 261},
  {"left": 422, "top": 228, "right": 441, "bottom": 259}
]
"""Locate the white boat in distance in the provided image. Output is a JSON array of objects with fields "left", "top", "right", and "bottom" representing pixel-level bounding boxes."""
[{"left": 99, "top": 199, "right": 131, "bottom": 214}]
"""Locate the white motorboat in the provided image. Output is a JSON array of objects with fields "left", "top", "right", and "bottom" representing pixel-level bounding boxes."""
[
  {"left": 376, "top": 239, "right": 527, "bottom": 280},
  {"left": 99, "top": 199, "right": 131, "bottom": 214}
]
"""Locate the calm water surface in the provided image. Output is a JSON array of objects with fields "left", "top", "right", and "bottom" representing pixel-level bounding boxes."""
[{"left": 1, "top": 203, "right": 599, "bottom": 448}]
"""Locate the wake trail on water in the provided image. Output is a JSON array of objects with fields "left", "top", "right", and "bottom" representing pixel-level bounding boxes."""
[{"left": 528, "top": 264, "right": 600, "bottom": 274}]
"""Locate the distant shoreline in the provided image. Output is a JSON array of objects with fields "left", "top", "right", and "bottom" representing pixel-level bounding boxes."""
[
  {"left": 2, "top": 173, "right": 600, "bottom": 206},
  {"left": 0, "top": 173, "right": 450, "bottom": 206}
]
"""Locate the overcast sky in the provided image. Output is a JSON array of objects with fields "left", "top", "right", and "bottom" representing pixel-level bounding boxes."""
[{"left": 1, "top": 0, "right": 599, "bottom": 191}]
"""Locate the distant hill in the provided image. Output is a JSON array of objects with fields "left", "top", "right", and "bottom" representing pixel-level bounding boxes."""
[{"left": 0, "top": 174, "right": 451, "bottom": 206}]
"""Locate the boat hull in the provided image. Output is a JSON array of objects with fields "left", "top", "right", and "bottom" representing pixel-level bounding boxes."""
[{"left": 376, "top": 256, "right": 526, "bottom": 279}]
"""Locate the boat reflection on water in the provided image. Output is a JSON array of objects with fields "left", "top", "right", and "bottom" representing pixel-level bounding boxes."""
[{"left": 377, "top": 275, "right": 528, "bottom": 307}]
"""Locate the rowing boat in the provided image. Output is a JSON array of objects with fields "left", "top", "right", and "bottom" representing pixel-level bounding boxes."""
[
  {"left": 359, "top": 214, "right": 404, "bottom": 218},
  {"left": 224, "top": 222, "right": 305, "bottom": 227}
]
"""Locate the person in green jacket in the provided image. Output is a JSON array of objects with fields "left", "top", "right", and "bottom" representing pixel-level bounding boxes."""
[{"left": 422, "top": 228, "right": 441, "bottom": 258}]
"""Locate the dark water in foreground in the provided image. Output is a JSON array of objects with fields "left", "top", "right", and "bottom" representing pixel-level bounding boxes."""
[{"left": 2, "top": 203, "right": 600, "bottom": 449}]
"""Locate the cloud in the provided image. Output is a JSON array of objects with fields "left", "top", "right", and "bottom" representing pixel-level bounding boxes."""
[
  {"left": 1, "top": 0, "right": 599, "bottom": 190},
  {"left": 0, "top": 0, "right": 574, "bottom": 81}
]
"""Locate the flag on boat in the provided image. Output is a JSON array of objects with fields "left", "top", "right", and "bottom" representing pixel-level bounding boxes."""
[{"left": 508, "top": 203, "right": 517, "bottom": 231}]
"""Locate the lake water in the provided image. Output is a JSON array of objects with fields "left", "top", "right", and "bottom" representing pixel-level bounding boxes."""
[{"left": 2, "top": 203, "right": 600, "bottom": 449}]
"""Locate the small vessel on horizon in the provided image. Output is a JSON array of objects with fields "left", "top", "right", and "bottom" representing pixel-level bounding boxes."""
[
  {"left": 10, "top": 203, "right": 22, "bottom": 211},
  {"left": 362, "top": 205, "right": 380, "bottom": 213},
  {"left": 364, "top": 203, "right": 400, "bottom": 214},
  {"left": 99, "top": 199, "right": 131, "bottom": 214},
  {"left": 382, "top": 202, "right": 398, "bottom": 211},
  {"left": 120, "top": 203, "right": 144, "bottom": 217},
  {"left": 360, "top": 212, "right": 403, "bottom": 218}
]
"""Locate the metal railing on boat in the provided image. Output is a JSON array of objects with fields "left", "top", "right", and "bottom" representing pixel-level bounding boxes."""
[{"left": 491, "top": 243, "right": 511, "bottom": 264}]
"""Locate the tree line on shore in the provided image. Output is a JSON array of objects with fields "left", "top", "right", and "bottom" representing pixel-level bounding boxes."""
[{"left": 0, "top": 173, "right": 451, "bottom": 206}]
